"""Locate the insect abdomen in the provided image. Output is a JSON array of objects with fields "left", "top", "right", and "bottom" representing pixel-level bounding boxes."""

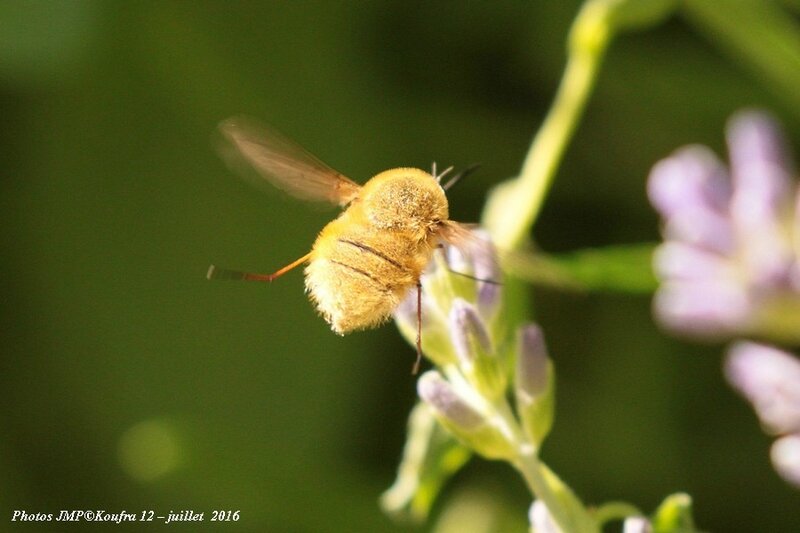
[{"left": 305, "top": 219, "right": 430, "bottom": 334}]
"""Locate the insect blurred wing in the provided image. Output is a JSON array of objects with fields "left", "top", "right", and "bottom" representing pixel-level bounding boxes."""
[
  {"left": 218, "top": 116, "right": 361, "bottom": 206},
  {"left": 437, "top": 222, "right": 503, "bottom": 292},
  {"left": 437, "top": 221, "right": 484, "bottom": 252}
]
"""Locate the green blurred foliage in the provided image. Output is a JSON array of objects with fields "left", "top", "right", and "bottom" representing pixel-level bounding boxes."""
[{"left": 1, "top": 1, "right": 798, "bottom": 532}]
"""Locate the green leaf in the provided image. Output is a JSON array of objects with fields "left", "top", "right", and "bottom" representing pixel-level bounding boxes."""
[
  {"left": 381, "top": 403, "right": 472, "bottom": 522},
  {"left": 503, "top": 243, "right": 657, "bottom": 294}
]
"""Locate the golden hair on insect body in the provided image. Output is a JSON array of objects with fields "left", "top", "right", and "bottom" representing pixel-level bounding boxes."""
[{"left": 208, "top": 117, "right": 477, "bottom": 372}]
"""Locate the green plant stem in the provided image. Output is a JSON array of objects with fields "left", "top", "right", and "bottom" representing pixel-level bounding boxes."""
[
  {"left": 490, "top": 399, "right": 594, "bottom": 533},
  {"left": 593, "top": 501, "right": 643, "bottom": 525},
  {"left": 483, "top": 2, "right": 612, "bottom": 251},
  {"left": 513, "top": 451, "right": 598, "bottom": 533}
]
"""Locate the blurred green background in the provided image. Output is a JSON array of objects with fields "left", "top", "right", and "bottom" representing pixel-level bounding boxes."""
[{"left": 2, "top": 1, "right": 799, "bottom": 531}]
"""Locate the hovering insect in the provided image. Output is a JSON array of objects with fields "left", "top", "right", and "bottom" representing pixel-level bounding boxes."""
[{"left": 208, "top": 117, "right": 478, "bottom": 372}]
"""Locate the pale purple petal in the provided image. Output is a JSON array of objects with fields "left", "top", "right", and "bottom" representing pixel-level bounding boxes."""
[
  {"left": 771, "top": 434, "right": 800, "bottom": 488},
  {"left": 469, "top": 231, "right": 503, "bottom": 319},
  {"left": 663, "top": 207, "right": 734, "bottom": 254},
  {"left": 727, "top": 111, "right": 795, "bottom": 287},
  {"left": 445, "top": 243, "right": 472, "bottom": 277},
  {"left": 449, "top": 299, "right": 492, "bottom": 365},
  {"left": 393, "top": 285, "right": 421, "bottom": 329},
  {"left": 417, "top": 371, "right": 484, "bottom": 430},
  {"left": 725, "top": 342, "right": 800, "bottom": 435},
  {"left": 393, "top": 285, "right": 439, "bottom": 336},
  {"left": 476, "top": 282, "right": 502, "bottom": 321},
  {"left": 516, "top": 324, "right": 549, "bottom": 398},
  {"left": 654, "top": 280, "right": 752, "bottom": 336},
  {"left": 737, "top": 231, "right": 795, "bottom": 289},
  {"left": 648, "top": 145, "right": 731, "bottom": 218},
  {"left": 727, "top": 111, "right": 794, "bottom": 214},
  {"left": 653, "top": 242, "right": 733, "bottom": 281}
]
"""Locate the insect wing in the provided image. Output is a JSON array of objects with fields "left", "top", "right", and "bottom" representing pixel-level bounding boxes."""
[
  {"left": 437, "top": 221, "right": 484, "bottom": 252},
  {"left": 437, "top": 222, "right": 503, "bottom": 299},
  {"left": 218, "top": 116, "right": 361, "bottom": 206}
]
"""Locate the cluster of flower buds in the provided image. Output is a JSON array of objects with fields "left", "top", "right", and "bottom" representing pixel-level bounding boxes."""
[
  {"left": 393, "top": 233, "right": 555, "bottom": 459},
  {"left": 386, "top": 232, "right": 559, "bottom": 526},
  {"left": 725, "top": 342, "right": 800, "bottom": 488},
  {"left": 647, "top": 110, "right": 800, "bottom": 342}
]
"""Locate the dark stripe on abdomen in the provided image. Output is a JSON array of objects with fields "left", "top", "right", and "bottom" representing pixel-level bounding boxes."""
[
  {"left": 329, "top": 259, "right": 391, "bottom": 292},
  {"left": 338, "top": 239, "right": 406, "bottom": 271}
]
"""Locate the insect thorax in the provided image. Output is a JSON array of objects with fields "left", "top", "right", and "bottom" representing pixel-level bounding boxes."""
[{"left": 360, "top": 168, "right": 449, "bottom": 233}]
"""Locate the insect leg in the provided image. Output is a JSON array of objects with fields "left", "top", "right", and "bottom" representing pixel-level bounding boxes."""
[
  {"left": 207, "top": 252, "right": 313, "bottom": 281},
  {"left": 411, "top": 280, "right": 423, "bottom": 375}
]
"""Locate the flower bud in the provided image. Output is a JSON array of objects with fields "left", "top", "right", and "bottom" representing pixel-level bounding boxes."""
[
  {"left": 393, "top": 291, "right": 457, "bottom": 368},
  {"left": 623, "top": 516, "right": 653, "bottom": 533},
  {"left": 450, "top": 299, "right": 492, "bottom": 365},
  {"left": 393, "top": 230, "right": 506, "bottom": 370},
  {"left": 528, "top": 500, "right": 559, "bottom": 533},
  {"left": 417, "top": 371, "right": 516, "bottom": 460},
  {"left": 418, "top": 371, "right": 484, "bottom": 430},
  {"left": 515, "top": 324, "right": 555, "bottom": 446},
  {"left": 651, "top": 493, "right": 695, "bottom": 531},
  {"left": 449, "top": 299, "right": 505, "bottom": 399},
  {"left": 469, "top": 231, "right": 503, "bottom": 321}
]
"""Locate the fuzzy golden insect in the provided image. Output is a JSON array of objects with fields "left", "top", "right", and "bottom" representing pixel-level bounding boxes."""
[{"left": 208, "top": 117, "right": 476, "bottom": 369}]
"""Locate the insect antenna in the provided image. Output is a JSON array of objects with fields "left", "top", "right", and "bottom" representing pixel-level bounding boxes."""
[
  {"left": 447, "top": 269, "right": 502, "bottom": 285},
  {"left": 433, "top": 241, "right": 502, "bottom": 285},
  {"left": 442, "top": 163, "right": 481, "bottom": 191},
  {"left": 432, "top": 162, "right": 455, "bottom": 184},
  {"left": 207, "top": 252, "right": 312, "bottom": 282}
]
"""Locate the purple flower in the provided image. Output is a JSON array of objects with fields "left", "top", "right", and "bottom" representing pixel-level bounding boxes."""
[{"left": 648, "top": 110, "right": 800, "bottom": 340}]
